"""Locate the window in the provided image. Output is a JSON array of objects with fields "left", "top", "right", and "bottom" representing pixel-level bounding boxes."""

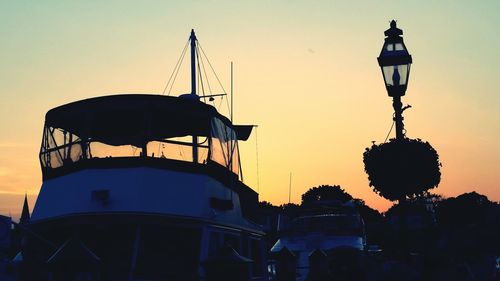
[
  {"left": 210, "top": 118, "right": 240, "bottom": 175},
  {"left": 223, "top": 234, "right": 241, "bottom": 252},
  {"left": 250, "top": 238, "right": 264, "bottom": 276},
  {"left": 40, "top": 127, "right": 84, "bottom": 168},
  {"left": 208, "top": 232, "right": 222, "bottom": 258}
]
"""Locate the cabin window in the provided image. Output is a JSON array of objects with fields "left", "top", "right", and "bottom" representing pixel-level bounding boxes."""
[
  {"left": 39, "top": 114, "right": 239, "bottom": 175},
  {"left": 39, "top": 126, "right": 211, "bottom": 168},
  {"left": 40, "top": 127, "right": 84, "bottom": 169},
  {"left": 89, "top": 142, "right": 142, "bottom": 158},
  {"left": 147, "top": 136, "right": 209, "bottom": 163},
  {"left": 250, "top": 238, "right": 264, "bottom": 276},
  {"left": 240, "top": 235, "right": 249, "bottom": 257},
  {"left": 208, "top": 231, "right": 222, "bottom": 258},
  {"left": 223, "top": 233, "right": 241, "bottom": 252},
  {"left": 291, "top": 215, "right": 364, "bottom": 236},
  {"left": 210, "top": 118, "right": 240, "bottom": 175}
]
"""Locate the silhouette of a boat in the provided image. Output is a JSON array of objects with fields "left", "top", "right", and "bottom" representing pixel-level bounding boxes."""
[
  {"left": 270, "top": 201, "right": 366, "bottom": 281},
  {"left": 23, "top": 30, "right": 267, "bottom": 281}
]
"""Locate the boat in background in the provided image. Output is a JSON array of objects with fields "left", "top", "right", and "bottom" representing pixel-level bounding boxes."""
[
  {"left": 23, "top": 30, "right": 267, "bottom": 281},
  {"left": 270, "top": 201, "right": 366, "bottom": 281}
]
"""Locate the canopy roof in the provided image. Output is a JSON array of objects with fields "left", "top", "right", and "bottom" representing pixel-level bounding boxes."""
[{"left": 45, "top": 94, "right": 253, "bottom": 146}]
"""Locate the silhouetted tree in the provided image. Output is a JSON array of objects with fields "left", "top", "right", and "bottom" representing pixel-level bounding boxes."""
[
  {"left": 352, "top": 199, "right": 384, "bottom": 224},
  {"left": 258, "top": 201, "right": 280, "bottom": 211},
  {"left": 301, "top": 185, "right": 353, "bottom": 206},
  {"left": 352, "top": 199, "right": 387, "bottom": 246},
  {"left": 436, "top": 191, "right": 497, "bottom": 227},
  {"left": 436, "top": 192, "right": 500, "bottom": 260},
  {"left": 363, "top": 138, "right": 441, "bottom": 202},
  {"left": 385, "top": 202, "right": 432, "bottom": 220},
  {"left": 281, "top": 203, "right": 301, "bottom": 218}
]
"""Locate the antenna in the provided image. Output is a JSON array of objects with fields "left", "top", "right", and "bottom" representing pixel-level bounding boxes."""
[
  {"left": 288, "top": 172, "right": 292, "bottom": 204},
  {"left": 231, "top": 61, "right": 234, "bottom": 122},
  {"left": 255, "top": 125, "right": 260, "bottom": 193}
]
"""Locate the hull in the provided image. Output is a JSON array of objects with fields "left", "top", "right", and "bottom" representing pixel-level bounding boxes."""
[
  {"left": 33, "top": 167, "right": 245, "bottom": 224},
  {"left": 25, "top": 213, "right": 266, "bottom": 281},
  {"left": 24, "top": 166, "right": 267, "bottom": 281}
]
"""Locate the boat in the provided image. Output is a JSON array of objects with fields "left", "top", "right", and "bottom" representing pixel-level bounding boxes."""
[
  {"left": 270, "top": 201, "right": 366, "bottom": 281},
  {"left": 22, "top": 30, "right": 267, "bottom": 281}
]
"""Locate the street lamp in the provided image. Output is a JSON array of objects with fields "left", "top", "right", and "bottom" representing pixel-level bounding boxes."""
[{"left": 378, "top": 20, "right": 412, "bottom": 140}]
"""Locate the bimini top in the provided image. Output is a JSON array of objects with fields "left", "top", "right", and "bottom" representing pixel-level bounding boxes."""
[{"left": 45, "top": 94, "right": 252, "bottom": 146}]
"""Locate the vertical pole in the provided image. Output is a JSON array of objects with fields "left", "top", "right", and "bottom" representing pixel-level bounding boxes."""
[
  {"left": 190, "top": 29, "right": 198, "bottom": 163},
  {"left": 392, "top": 95, "right": 404, "bottom": 140},
  {"left": 190, "top": 29, "right": 197, "bottom": 96},
  {"left": 231, "top": 61, "right": 233, "bottom": 123},
  {"left": 392, "top": 93, "right": 407, "bottom": 253},
  {"left": 255, "top": 126, "right": 260, "bottom": 193},
  {"left": 288, "top": 173, "right": 292, "bottom": 204}
]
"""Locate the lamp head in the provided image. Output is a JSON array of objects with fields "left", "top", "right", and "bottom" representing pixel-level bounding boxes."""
[{"left": 377, "top": 20, "right": 412, "bottom": 97}]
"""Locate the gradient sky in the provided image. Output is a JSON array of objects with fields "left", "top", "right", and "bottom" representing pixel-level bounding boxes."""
[{"left": 1, "top": 1, "right": 499, "bottom": 219}]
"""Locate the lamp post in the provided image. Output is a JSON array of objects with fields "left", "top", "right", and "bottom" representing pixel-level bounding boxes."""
[{"left": 377, "top": 20, "right": 412, "bottom": 141}]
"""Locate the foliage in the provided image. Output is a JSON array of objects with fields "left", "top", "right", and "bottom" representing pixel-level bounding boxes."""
[
  {"left": 384, "top": 201, "right": 432, "bottom": 218},
  {"left": 352, "top": 199, "right": 384, "bottom": 223},
  {"left": 436, "top": 191, "right": 497, "bottom": 226},
  {"left": 363, "top": 138, "right": 441, "bottom": 201},
  {"left": 436, "top": 192, "right": 500, "bottom": 258},
  {"left": 301, "top": 185, "right": 353, "bottom": 206},
  {"left": 281, "top": 203, "right": 301, "bottom": 218},
  {"left": 407, "top": 191, "right": 443, "bottom": 202},
  {"left": 258, "top": 201, "right": 281, "bottom": 211}
]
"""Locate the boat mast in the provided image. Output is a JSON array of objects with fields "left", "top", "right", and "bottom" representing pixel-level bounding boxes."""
[
  {"left": 190, "top": 29, "right": 197, "bottom": 96},
  {"left": 190, "top": 29, "right": 198, "bottom": 163},
  {"left": 230, "top": 61, "right": 233, "bottom": 122}
]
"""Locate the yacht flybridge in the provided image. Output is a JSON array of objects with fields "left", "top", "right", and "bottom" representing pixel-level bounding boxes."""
[{"left": 25, "top": 30, "right": 266, "bottom": 281}]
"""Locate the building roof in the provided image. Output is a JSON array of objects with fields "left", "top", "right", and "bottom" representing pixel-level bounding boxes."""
[{"left": 20, "top": 194, "right": 30, "bottom": 225}]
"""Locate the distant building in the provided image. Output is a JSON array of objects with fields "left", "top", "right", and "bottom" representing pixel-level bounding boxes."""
[
  {"left": 0, "top": 215, "right": 12, "bottom": 251},
  {"left": 19, "top": 194, "right": 30, "bottom": 225}
]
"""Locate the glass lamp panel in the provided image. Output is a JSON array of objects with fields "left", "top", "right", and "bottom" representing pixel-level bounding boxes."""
[
  {"left": 395, "top": 43, "right": 405, "bottom": 51},
  {"left": 382, "top": 64, "right": 410, "bottom": 86},
  {"left": 404, "top": 64, "right": 411, "bottom": 86}
]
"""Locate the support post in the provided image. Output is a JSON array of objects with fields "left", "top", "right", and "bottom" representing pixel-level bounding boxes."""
[{"left": 392, "top": 95, "right": 405, "bottom": 141}]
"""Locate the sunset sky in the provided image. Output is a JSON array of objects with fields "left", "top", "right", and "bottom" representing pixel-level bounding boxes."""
[{"left": 1, "top": 1, "right": 499, "bottom": 219}]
